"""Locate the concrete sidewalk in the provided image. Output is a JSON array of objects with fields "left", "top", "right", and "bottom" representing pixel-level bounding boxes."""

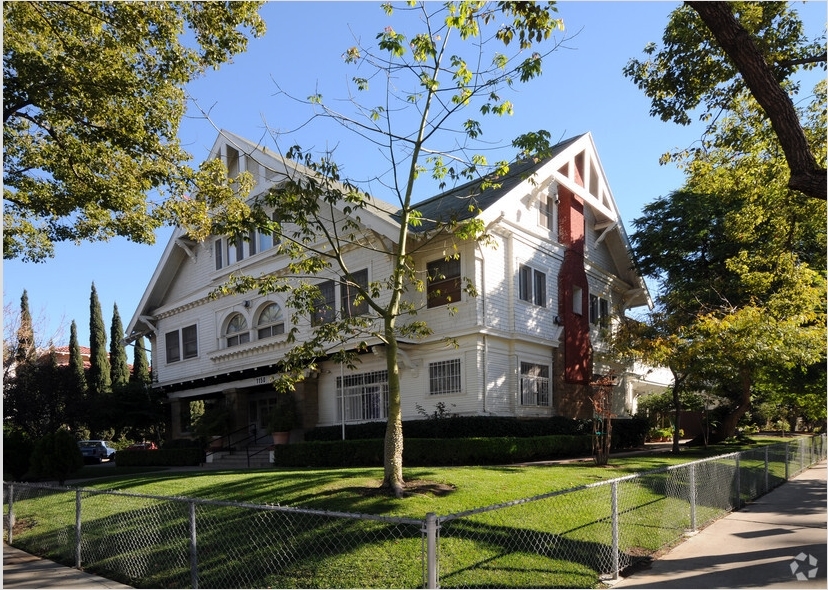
[
  {"left": 2, "top": 544, "right": 132, "bottom": 589},
  {"left": 612, "top": 461, "right": 827, "bottom": 589}
]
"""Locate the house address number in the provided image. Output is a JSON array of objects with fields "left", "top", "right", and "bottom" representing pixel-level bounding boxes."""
[{"left": 255, "top": 376, "right": 269, "bottom": 385}]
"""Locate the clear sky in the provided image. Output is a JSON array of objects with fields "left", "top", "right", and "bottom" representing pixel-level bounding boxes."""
[{"left": 3, "top": 1, "right": 825, "bottom": 351}]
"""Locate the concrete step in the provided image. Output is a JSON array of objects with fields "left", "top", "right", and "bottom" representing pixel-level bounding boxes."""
[{"left": 206, "top": 445, "right": 273, "bottom": 469}]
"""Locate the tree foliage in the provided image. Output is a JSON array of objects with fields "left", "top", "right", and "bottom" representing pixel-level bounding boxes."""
[
  {"left": 624, "top": 1, "right": 826, "bottom": 200},
  {"left": 109, "top": 304, "right": 130, "bottom": 390},
  {"left": 628, "top": 85, "right": 826, "bottom": 442},
  {"left": 29, "top": 428, "right": 84, "bottom": 485},
  {"left": 3, "top": 1, "right": 266, "bottom": 262},
  {"left": 200, "top": 2, "right": 566, "bottom": 496}
]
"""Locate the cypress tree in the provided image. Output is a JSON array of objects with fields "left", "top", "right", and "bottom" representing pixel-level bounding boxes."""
[
  {"left": 130, "top": 336, "right": 151, "bottom": 386},
  {"left": 15, "top": 290, "right": 35, "bottom": 364},
  {"left": 88, "top": 283, "right": 111, "bottom": 435},
  {"left": 65, "top": 321, "right": 87, "bottom": 433},
  {"left": 109, "top": 303, "right": 130, "bottom": 390}
]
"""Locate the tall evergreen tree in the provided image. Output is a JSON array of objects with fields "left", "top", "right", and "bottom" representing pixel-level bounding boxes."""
[
  {"left": 109, "top": 303, "right": 130, "bottom": 390},
  {"left": 87, "top": 283, "right": 110, "bottom": 436},
  {"left": 130, "top": 337, "right": 151, "bottom": 386},
  {"left": 88, "top": 283, "right": 111, "bottom": 395},
  {"left": 15, "top": 290, "right": 35, "bottom": 364},
  {"left": 65, "top": 320, "right": 87, "bottom": 433}
]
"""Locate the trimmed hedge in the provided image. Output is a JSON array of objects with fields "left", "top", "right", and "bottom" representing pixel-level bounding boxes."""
[
  {"left": 115, "top": 447, "right": 203, "bottom": 467},
  {"left": 307, "top": 416, "right": 648, "bottom": 450},
  {"left": 271, "top": 435, "right": 593, "bottom": 468}
]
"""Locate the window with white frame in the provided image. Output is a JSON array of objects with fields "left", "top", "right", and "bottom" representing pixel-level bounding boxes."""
[
  {"left": 427, "top": 257, "right": 461, "bottom": 308},
  {"left": 225, "top": 313, "right": 250, "bottom": 347},
  {"left": 518, "top": 264, "right": 547, "bottom": 307},
  {"left": 539, "top": 192, "right": 554, "bottom": 230},
  {"left": 589, "top": 294, "right": 610, "bottom": 327},
  {"left": 257, "top": 303, "right": 285, "bottom": 339},
  {"left": 429, "top": 359, "right": 461, "bottom": 395},
  {"left": 572, "top": 285, "right": 584, "bottom": 315},
  {"left": 341, "top": 269, "right": 369, "bottom": 318},
  {"left": 336, "top": 370, "right": 388, "bottom": 422},
  {"left": 520, "top": 362, "right": 550, "bottom": 406},
  {"left": 165, "top": 324, "right": 198, "bottom": 363},
  {"left": 227, "top": 235, "right": 244, "bottom": 265},
  {"left": 311, "top": 279, "right": 336, "bottom": 326}
]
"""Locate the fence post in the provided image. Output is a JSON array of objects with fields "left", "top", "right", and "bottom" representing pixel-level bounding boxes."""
[
  {"left": 189, "top": 500, "right": 198, "bottom": 589},
  {"left": 75, "top": 489, "right": 83, "bottom": 569},
  {"left": 799, "top": 438, "right": 804, "bottom": 474},
  {"left": 734, "top": 455, "right": 741, "bottom": 510},
  {"left": 764, "top": 446, "right": 769, "bottom": 495},
  {"left": 689, "top": 463, "right": 697, "bottom": 532},
  {"left": 425, "top": 513, "right": 439, "bottom": 589},
  {"left": 611, "top": 481, "right": 620, "bottom": 579},
  {"left": 784, "top": 441, "right": 790, "bottom": 480},
  {"left": 7, "top": 483, "right": 14, "bottom": 545}
]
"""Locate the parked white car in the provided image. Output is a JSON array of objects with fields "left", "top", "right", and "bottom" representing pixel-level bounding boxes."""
[{"left": 78, "top": 440, "right": 117, "bottom": 463}]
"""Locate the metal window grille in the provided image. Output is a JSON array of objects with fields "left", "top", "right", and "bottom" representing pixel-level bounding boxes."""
[
  {"left": 520, "top": 362, "right": 550, "bottom": 406},
  {"left": 429, "top": 359, "right": 461, "bottom": 395},
  {"left": 336, "top": 370, "right": 388, "bottom": 422}
]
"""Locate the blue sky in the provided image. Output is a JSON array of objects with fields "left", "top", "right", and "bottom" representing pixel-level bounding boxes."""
[{"left": 3, "top": 1, "right": 825, "bottom": 349}]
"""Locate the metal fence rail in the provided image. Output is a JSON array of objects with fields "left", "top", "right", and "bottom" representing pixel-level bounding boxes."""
[{"left": 4, "top": 435, "right": 825, "bottom": 589}]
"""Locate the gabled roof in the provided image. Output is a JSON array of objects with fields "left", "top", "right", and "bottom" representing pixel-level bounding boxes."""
[
  {"left": 408, "top": 134, "right": 582, "bottom": 230},
  {"left": 127, "top": 131, "right": 650, "bottom": 340}
]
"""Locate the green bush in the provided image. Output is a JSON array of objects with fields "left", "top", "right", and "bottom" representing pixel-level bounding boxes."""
[
  {"left": 3, "top": 426, "right": 34, "bottom": 481},
  {"left": 306, "top": 416, "right": 594, "bottom": 442},
  {"left": 116, "top": 447, "right": 203, "bottom": 467},
  {"left": 272, "top": 435, "right": 593, "bottom": 468},
  {"left": 28, "top": 429, "right": 84, "bottom": 484}
]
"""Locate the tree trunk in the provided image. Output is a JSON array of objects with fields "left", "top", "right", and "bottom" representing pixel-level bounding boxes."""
[
  {"left": 712, "top": 366, "right": 753, "bottom": 443},
  {"left": 381, "top": 336, "right": 405, "bottom": 498},
  {"left": 687, "top": 1, "right": 827, "bottom": 201},
  {"left": 671, "top": 376, "right": 683, "bottom": 455}
]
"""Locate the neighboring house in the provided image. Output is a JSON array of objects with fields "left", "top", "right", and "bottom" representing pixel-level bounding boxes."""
[{"left": 126, "top": 131, "right": 664, "bottom": 442}]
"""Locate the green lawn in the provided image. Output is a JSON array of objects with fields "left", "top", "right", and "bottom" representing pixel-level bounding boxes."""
[{"left": 5, "top": 436, "right": 809, "bottom": 588}]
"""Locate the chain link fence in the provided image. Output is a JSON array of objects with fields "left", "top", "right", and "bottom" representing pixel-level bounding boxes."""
[{"left": 4, "top": 435, "right": 825, "bottom": 588}]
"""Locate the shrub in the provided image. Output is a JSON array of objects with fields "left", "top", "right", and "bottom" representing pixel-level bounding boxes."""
[
  {"left": 271, "top": 435, "right": 593, "bottom": 468},
  {"left": 28, "top": 429, "right": 84, "bottom": 484},
  {"left": 116, "top": 445, "right": 203, "bottom": 467},
  {"left": 3, "top": 426, "right": 34, "bottom": 481}
]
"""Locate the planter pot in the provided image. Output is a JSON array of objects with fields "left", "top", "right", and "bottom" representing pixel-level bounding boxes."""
[{"left": 271, "top": 431, "right": 290, "bottom": 445}]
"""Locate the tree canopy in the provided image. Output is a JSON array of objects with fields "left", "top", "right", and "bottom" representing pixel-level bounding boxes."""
[
  {"left": 3, "top": 1, "right": 266, "bottom": 262},
  {"left": 628, "top": 83, "right": 826, "bottom": 442},
  {"left": 624, "top": 1, "right": 826, "bottom": 200}
]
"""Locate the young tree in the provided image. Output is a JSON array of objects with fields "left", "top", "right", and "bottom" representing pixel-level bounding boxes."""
[
  {"left": 624, "top": 2, "right": 826, "bottom": 200},
  {"left": 109, "top": 304, "right": 130, "bottom": 391},
  {"left": 3, "top": 1, "right": 266, "bottom": 262},
  {"left": 199, "top": 2, "right": 567, "bottom": 497}
]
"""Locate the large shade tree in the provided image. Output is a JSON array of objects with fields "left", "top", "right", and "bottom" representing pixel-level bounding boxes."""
[
  {"left": 624, "top": 1, "right": 826, "bottom": 200},
  {"left": 3, "top": 1, "right": 266, "bottom": 262},
  {"left": 191, "top": 2, "right": 568, "bottom": 497},
  {"left": 630, "top": 85, "right": 826, "bottom": 443}
]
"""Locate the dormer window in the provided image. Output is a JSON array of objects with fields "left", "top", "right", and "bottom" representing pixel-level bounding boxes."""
[{"left": 225, "top": 313, "right": 250, "bottom": 347}]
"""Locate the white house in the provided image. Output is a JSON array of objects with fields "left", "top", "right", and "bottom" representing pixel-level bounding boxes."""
[{"left": 126, "top": 130, "right": 663, "bottom": 442}]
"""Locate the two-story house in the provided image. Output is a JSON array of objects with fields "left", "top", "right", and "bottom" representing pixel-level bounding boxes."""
[{"left": 126, "top": 130, "right": 662, "bottom": 442}]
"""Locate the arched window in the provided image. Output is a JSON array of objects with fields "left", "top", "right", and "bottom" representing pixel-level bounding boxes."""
[
  {"left": 225, "top": 313, "right": 250, "bottom": 347},
  {"left": 257, "top": 303, "right": 285, "bottom": 339}
]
